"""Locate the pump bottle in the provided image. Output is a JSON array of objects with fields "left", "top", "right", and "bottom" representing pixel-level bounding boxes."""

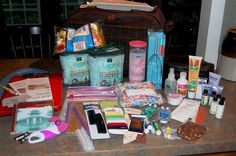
[{"left": 164, "top": 68, "right": 177, "bottom": 95}]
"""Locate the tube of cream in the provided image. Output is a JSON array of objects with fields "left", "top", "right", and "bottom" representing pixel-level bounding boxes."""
[
  {"left": 209, "top": 72, "right": 221, "bottom": 86},
  {"left": 187, "top": 55, "right": 202, "bottom": 99}
]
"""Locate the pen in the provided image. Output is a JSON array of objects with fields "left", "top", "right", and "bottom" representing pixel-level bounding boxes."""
[{"left": 0, "top": 83, "right": 19, "bottom": 96}]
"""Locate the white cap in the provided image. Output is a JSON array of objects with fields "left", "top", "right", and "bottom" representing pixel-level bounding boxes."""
[
  {"left": 168, "top": 68, "right": 175, "bottom": 80},
  {"left": 180, "top": 72, "right": 187, "bottom": 79}
]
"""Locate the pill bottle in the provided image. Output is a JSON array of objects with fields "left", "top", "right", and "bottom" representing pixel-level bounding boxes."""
[
  {"left": 129, "top": 40, "right": 147, "bottom": 82},
  {"left": 177, "top": 71, "right": 188, "bottom": 97}
]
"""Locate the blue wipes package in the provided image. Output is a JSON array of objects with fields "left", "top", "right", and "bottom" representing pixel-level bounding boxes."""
[
  {"left": 89, "top": 45, "right": 124, "bottom": 86},
  {"left": 60, "top": 52, "right": 90, "bottom": 86},
  {"left": 66, "top": 24, "right": 94, "bottom": 52}
]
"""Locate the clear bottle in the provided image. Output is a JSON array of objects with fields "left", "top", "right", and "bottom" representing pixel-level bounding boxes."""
[
  {"left": 177, "top": 72, "right": 188, "bottom": 97},
  {"left": 215, "top": 97, "right": 226, "bottom": 119},
  {"left": 164, "top": 68, "right": 177, "bottom": 95}
]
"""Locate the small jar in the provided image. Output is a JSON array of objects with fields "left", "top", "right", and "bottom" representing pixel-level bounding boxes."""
[{"left": 129, "top": 40, "right": 147, "bottom": 82}]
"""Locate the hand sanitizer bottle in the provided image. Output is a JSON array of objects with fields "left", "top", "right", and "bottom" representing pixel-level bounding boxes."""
[{"left": 164, "top": 68, "right": 177, "bottom": 95}]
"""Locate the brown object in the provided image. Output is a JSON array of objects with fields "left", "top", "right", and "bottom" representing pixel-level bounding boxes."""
[
  {"left": 67, "top": 7, "right": 169, "bottom": 76},
  {"left": 177, "top": 121, "right": 206, "bottom": 141},
  {"left": 67, "top": 101, "right": 87, "bottom": 134},
  {"left": 135, "top": 134, "right": 146, "bottom": 143},
  {"left": 221, "top": 28, "right": 236, "bottom": 58}
]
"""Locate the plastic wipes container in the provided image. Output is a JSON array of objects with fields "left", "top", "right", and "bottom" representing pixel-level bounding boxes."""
[
  {"left": 60, "top": 51, "right": 90, "bottom": 86},
  {"left": 129, "top": 40, "right": 147, "bottom": 82},
  {"left": 89, "top": 44, "right": 124, "bottom": 86}
]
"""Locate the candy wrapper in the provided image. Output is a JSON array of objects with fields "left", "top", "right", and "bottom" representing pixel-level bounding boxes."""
[
  {"left": 54, "top": 27, "right": 67, "bottom": 54},
  {"left": 116, "top": 82, "right": 163, "bottom": 107},
  {"left": 90, "top": 22, "right": 106, "bottom": 48}
]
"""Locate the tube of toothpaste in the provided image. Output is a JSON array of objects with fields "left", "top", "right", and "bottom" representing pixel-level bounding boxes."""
[{"left": 209, "top": 72, "right": 221, "bottom": 86}]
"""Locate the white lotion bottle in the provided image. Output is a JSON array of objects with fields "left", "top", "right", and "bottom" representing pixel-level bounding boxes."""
[{"left": 177, "top": 72, "right": 188, "bottom": 97}]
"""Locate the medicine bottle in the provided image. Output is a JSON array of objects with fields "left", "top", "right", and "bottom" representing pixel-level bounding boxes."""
[
  {"left": 201, "top": 89, "right": 208, "bottom": 106},
  {"left": 215, "top": 97, "right": 226, "bottom": 119},
  {"left": 129, "top": 40, "right": 147, "bottom": 82},
  {"left": 208, "top": 91, "right": 216, "bottom": 107},
  {"left": 177, "top": 72, "right": 188, "bottom": 97},
  {"left": 209, "top": 96, "right": 218, "bottom": 114},
  {"left": 164, "top": 68, "right": 177, "bottom": 95}
]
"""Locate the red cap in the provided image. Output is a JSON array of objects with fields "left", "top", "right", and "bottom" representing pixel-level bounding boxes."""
[{"left": 129, "top": 40, "right": 147, "bottom": 48}]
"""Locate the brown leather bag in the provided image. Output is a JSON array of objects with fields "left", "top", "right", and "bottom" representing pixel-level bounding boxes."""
[{"left": 67, "top": 7, "right": 170, "bottom": 76}]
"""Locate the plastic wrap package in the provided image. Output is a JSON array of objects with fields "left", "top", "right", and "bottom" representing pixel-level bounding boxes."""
[
  {"left": 66, "top": 24, "right": 94, "bottom": 52},
  {"left": 116, "top": 82, "right": 163, "bottom": 107},
  {"left": 177, "top": 121, "right": 206, "bottom": 141},
  {"left": 89, "top": 44, "right": 124, "bottom": 86},
  {"left": 60, "top": 51, "right": 90, "bottom": 86}
]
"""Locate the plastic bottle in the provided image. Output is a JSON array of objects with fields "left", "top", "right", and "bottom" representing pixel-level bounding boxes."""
[
  {"left": 129, "top": 40, "right": 147, "bottom": 82},
  {"left": 215, "top": 97, "right": 226, "bottom": 119},
  {"left": 177, "top": 72, "right": 188, "bottom": 97},
  {"left": 208, "top": 91, "right": 216, "bottom": 107},
  {"left": 209, "top": 96, "right": 218, "bottom": 114},
  {"left": 164, "top": 68, "right": 177, "bottom": 95},
  {"left": 201, "top": 89, "right": 209, "bottom": 106}
]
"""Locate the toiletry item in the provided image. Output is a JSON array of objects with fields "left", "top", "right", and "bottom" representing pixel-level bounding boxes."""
[
  {"left": 215, "top": 97, "right": 225, "bottom": 119},
  {"left": 195, "top": 77, "right": 208, "bottom": 99},
  {"left": 164, "top": 68, "right": 177, "bottom": 95},
  {"left": 187, "top": 55, "right": 202, "bottom": 99},
  {"left": 208, "top": 91, "right": 216, "bottom": 107},
  {"left": 146, "top": 32, "right": 162, "bottom": 89},
  {"left": 201, "top": 89, "right": 208, "bottom": 106},
  {"left": 177, "top": 72, "right": 188, "bottom": 97},
  {"left": 129, "top": 40, "right": 147, "bottom": 82},
  {"left": 209, "top": 72, "right": 221, "bottom": 86},
  {"left": 167, "top": 93, "right": 183, "bottom": 106},
  {"left": 158, "top": 106, "right": 170, "bottom": 124},
  {"left": 209, "top": 96, "right": 218, "bottom": 114},
  {"left": 152, "top": 120, "right": 162, "bottom": 135},
  {"left": 146, "top": 30, "right": 165, "bottom": 89}
]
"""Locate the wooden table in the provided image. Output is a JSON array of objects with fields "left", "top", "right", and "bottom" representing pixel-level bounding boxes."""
[{"left": 0, "top": 59, "right": 236, "bottom": 156}]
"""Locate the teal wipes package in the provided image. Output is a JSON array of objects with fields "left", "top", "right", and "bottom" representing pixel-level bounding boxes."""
[
  {"left": 89, "top": 45, "right": 124, "bottom": 86},
  {"left": 66, "top": 24, "right": 94, "bottom": 52},
  {"left": 60, "top": 52, "right": 90, "bottom": 85}
]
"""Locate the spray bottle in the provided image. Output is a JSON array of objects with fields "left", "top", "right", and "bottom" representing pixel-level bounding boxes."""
[{"left": 164, "top": 68, "right": 177, "bottom": 95}]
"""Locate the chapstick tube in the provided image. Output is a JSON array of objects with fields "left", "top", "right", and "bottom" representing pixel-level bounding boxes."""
[{"left": 187, "top": 55, "right": 202, "bottom": 99}]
